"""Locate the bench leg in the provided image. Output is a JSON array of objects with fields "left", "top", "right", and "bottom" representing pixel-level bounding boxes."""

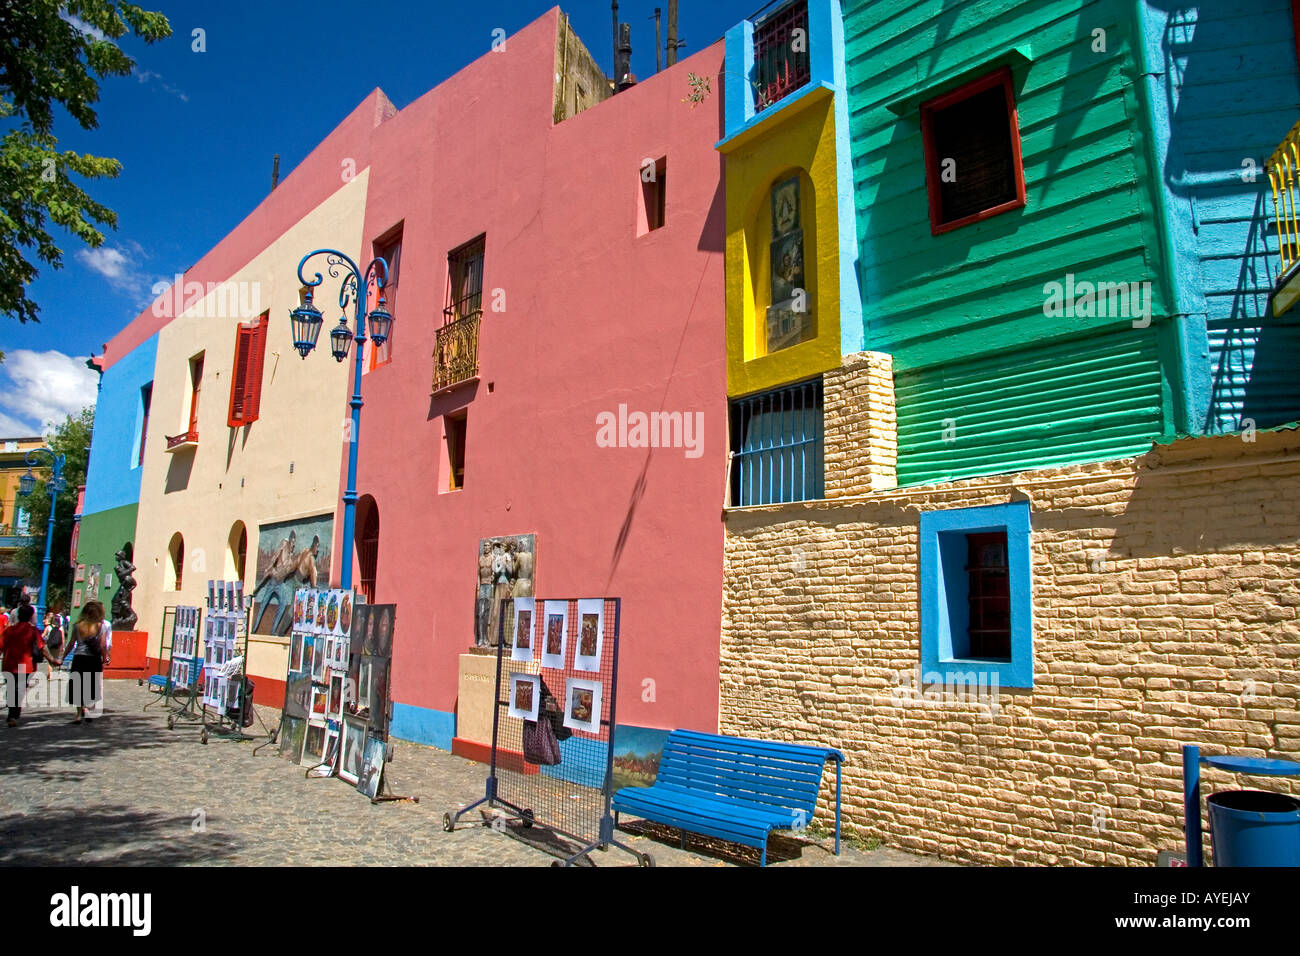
[
  {"left": 835, "top": 759, "right": 842, "bottom": 856},
  {"left": 761, "top": 841, "right": 767, "bottom": 867},
  {"left": 679, "top": 828, "right": 686, "bottom": 850}
]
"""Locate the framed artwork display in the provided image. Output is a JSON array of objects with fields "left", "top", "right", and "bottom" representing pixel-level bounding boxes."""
[{"left": 563, "top": 676, "right": 602, "bottom": 735}]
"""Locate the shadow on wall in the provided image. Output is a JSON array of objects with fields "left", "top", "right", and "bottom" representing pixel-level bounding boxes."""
[
  {"left": 163, "top": 447, "right": 195, "bottom": 493},
  {"left": 1154, "top": 1, "right": 1300, "bottom": 432}
]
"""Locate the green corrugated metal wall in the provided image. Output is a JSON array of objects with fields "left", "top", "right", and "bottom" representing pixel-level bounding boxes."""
[
  {"left": 894, "top": 327, "right": 1165, "bottom": 485},
  {"left": 843, "top": 0, "right": 1176, "bottom": 483}
]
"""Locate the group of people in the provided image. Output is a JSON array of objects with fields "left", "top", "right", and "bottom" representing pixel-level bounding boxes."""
[{"left": 0, "top": 598, "right": 112, "bottom": 727}]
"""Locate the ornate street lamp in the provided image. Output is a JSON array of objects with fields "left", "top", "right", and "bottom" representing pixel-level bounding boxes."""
[
  {"left": 290, "top": 249, "right": 395, "bottom": 588},
  {"left": 16, "top": 447, "right": 68, "bottom": 621}
]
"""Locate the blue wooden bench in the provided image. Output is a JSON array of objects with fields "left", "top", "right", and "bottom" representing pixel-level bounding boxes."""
[{"left": 611, "top": 729, "right": 844, "bottom": 866}]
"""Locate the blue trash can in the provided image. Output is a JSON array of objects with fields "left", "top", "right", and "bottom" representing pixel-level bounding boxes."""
[{"left": 1208, "top": 790, "right": 1300, "bottom": 867}]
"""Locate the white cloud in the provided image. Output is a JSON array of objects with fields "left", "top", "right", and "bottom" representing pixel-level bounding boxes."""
[
  {"left": 76, "top": 243, "right": 170, "bottom": 310},
  {"left": 60, "top": 12, "right": 107, "bottom": 42},
  {"left": 0, "top": 351, "right": 98, "bottom": 436},
  {"left": 77, "top": 246, "right": 131, "bottom": 282}
]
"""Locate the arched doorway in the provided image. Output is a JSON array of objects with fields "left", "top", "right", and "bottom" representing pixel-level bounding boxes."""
[
  {"left": 356, "top": 495, "right": 379, "bottom": 604},
  {"left": 227, "top": 521, "right": 248, "bottom": 585},
  {"left": 167, "top": 533, "right": 184, "bottom": 590}
]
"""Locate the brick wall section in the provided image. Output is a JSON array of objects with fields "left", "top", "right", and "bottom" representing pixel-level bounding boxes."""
[
  {"left": 720, "top": 427, "right": 1300, "bottom": 865},
  {"left": 823, "top": 351, "right": 897, "bottom": 496}
]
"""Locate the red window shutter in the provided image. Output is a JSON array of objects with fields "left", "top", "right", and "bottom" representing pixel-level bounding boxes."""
[
  {"left": 228, "top": 327, "right": 252, "bottom": 426},
  {"left": 244, "top": 314, "right": 269, "bottom": 422}
]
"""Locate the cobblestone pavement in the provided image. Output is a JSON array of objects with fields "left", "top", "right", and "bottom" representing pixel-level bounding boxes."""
[{"left": 0, "top": 679, "right": 952, "bottom": 867}]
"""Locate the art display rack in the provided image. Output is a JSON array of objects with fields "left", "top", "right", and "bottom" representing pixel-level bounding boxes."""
[
  {"left": 156, "top": 604, "right": 205, "bottom": 729},
  {"left": 197, "top": 582, "right": 273, "bottom": 746},
  {"left": 142, "top": 605, "right": 179, "bottom": 713},
  {"left": 445, "top": 597, "right": 649, "bottom": 867}
]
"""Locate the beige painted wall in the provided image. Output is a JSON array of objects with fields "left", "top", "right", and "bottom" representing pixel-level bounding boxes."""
[{"left": 134, "top": 171, "right": 370, "bottom": 679}]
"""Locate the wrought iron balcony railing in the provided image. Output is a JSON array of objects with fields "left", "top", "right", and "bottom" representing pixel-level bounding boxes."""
[
  {"left": 165, "top": 429, "right": 199, "bottom": 452},
  {"left": 1267, "top": 119, "right": 1300, "bottom": 315},
  {"left": 432, "top": 310, "right": 481, "bottom": 394}
]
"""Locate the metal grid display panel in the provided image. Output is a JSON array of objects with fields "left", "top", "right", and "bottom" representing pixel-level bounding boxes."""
[{"left": 491, "top": 598, "right": 620, "bottom": 849}]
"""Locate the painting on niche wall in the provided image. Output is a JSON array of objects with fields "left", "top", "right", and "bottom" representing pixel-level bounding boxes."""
[{"left": 767, "top": 174, "right": 810, "bottom": 355}]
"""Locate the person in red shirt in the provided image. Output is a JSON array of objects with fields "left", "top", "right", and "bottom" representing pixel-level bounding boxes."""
[{"left": 2, "top": 604, "right": 59, "bottom": 726}]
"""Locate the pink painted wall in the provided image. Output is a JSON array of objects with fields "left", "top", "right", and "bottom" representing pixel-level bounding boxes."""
[
  {"left": 100, "top": 89, "right": 397, "bottom": 370},
  {"left": 341, "top": 9, "right": 727, "bottom": 735}
]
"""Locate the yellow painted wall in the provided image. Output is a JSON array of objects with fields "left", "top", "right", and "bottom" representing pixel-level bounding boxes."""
[
  {"left": 133, "top": 171, "right": 370, "bottom": 678},
  {"left": 724, "top": 88, "right": 842, "bottom": 398}
]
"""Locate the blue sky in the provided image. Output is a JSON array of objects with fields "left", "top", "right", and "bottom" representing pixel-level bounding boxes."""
[{"left": 0, "top": 0, "right": 756, "bottom": 434}]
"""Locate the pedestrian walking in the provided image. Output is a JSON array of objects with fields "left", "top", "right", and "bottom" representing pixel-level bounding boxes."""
[
  {"left": 1, "top": 604, "right": 59, "bottom": 726},
  {"left": 68, "top": 601, "right": 108, "bottom": 725},
  {"left": 42, "top": 612, "right": 65, "bottom": 666}
]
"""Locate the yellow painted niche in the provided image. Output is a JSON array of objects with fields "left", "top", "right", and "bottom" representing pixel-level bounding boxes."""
[{"left": 725, "top": 90, "right": 841, "bottom": 398}]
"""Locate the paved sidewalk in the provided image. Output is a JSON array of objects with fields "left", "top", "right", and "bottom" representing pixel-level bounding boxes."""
[{"left": 0, "top": 679, "right": 950, "bottom": 867}]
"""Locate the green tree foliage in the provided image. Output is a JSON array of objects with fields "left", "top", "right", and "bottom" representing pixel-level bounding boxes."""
[
  {"left": 18, "top": 406, "right": 95, "bottom": 606},
  {"left": 0, "top": 1, "right": 171, "bottom": 324}
]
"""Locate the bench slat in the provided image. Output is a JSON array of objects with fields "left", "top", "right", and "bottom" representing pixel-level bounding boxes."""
[
  {"left": 655, "top": 767, "right": 821, "bottom": 809},
  {"left": 666, "top": 729, "right": 843, "bottom": 763}
]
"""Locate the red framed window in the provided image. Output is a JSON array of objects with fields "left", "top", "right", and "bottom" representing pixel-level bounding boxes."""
[
  {"left": 754, "top": 0, "right": 811, "bottom": 112},
  {"left": 920, "top": 67, "right": 1026, "bottom": 235},
  {"left": 369, "top": 229, "right": 402, "bottom": 371},
  {"left": 187, "top": 354, "right": 204, "bottom": 436},
  {"left": 227, "top": 313, "right": 269, "bottom": 426},
  {"left": 138, "top": 383, "right": 152, "bottom": 467},
  {"left": 966, "top": 531, "right": 1011, "bottom": 660}
]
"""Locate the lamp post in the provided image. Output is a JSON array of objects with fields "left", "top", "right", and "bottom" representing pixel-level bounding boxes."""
[
  {"left": 289, "top": 249, "right": 394, "bottom": 589},
  {"left": 17, "top": 447, "right": 68, "bottom": 621}
]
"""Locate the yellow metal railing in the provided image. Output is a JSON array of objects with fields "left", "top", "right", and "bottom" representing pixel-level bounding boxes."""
[
  {"left": 432, "top": 311, "right": 481, "bottom": 393},
  {"left": 1268, "top": 119, "right": 1300, "bottom": 277}
]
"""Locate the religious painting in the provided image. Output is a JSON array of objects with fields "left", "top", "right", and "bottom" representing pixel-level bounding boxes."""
[
  {"left": 573, "top": 599, "right": 604, "bottom": 673},
  {"left": 474, "top": 534, "right": 536, "bottom": 648},
  {"left": 511, "top": 597, "right": 534, "bottom": 663},
  {"left": 369, "top": 658, "right": 390, "bottom": 739},
  {"left": 373, "top": 605, "right": 395, "bottom": 658},
  {"left": 541, "top": 600, "right": 568, "bottom": 671},
  {"left": 770, "top": 229, "right": 805, "bottom": 304},
  {"left": 508, "top": 672, "right": 540, "bottom": 722},
  {"left": 251, "top": 513, "right": 333, "bottom": 636},
  {"left": 771, "top": 175, "right": 800, "bottom": 238},
  {"left": 301, "top": 722, "right": 326, "bottom": 768}
]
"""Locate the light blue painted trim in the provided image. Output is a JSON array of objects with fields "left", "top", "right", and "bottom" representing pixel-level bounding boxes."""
[
  {"left": 825, "top": 0, "right": 863, "bottom": 355},
  {"left": 1134, "top": 0, "right": 1211, "bottom": 435},
  {"left": 919, "top": 501, "right": 1033, "bottom": 688},
  {"left": 723, "top": 19, "right": 755, "bottom": 139},
  {"left": 83, "top": 333, "right": 159, "bottom": 515},
  {"left": 391, "top": 701, "right": 455, "bottom": 751},
  {"left": 716, "top": 79, "right": 835, "bottom": 151},
  {"left": 721, "top": 0, "right": 839, "bottom": 144}
]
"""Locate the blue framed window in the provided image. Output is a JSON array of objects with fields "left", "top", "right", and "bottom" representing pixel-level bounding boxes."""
[
  {"left": 919, "top": 501, "right": 1033, "bottom": 688},
  {"left": 730, "top": 378, "right": 823, "bottom": 506}
]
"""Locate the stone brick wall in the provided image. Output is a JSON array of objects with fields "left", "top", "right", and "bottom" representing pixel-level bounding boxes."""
[
  {"left": 824, "top": 351, "right": 897, "bottom": 496},
  {"left": 720, "top": 427, "right": 1300, "bottom": 865}
]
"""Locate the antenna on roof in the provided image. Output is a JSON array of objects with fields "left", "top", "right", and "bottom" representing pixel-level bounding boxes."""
[
  {"left": 666, "top": 0, "right": 683, "bottom": 66},
  {"left": 271, "top": 154, "right": 281, "bottom": 192},
  {"left": 651, "top": 8, "right": 662, "bottom": 74}
]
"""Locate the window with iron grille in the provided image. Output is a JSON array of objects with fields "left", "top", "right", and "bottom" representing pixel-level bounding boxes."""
[
  {"left": 921, "top": 67, "right": 1025, "bottom": 234},
  {"left": 729, "top": 378, "right": 823, "bottom": 506},
  {"left": 754, "top": 0, "right": 811, "bottom": 112},
  {"left": 370, "top": 229, "right": 402, "bottom": 370},
  {"left": 445, "top": 235, "right": 486, "bottom": 323},
  {"left": 965, "top": 531, "right": 1011, "bottom": 660}
]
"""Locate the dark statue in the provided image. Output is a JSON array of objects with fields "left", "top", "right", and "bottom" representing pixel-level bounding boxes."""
[{"left": 111, "top": 543, "right": 138, "bottom": 630}]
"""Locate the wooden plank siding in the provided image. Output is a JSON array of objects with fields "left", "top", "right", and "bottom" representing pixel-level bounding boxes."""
[
  {"left": 1155, "top": 3, "right": 1300, "bottom": 433},
  {"left": 844, "top": 0, "right": 1176, "bottom": 483}
]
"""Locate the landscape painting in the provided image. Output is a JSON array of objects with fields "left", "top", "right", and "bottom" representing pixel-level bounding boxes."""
[{"left": 611, "top": 724, "right": 668, "bottom": 791}]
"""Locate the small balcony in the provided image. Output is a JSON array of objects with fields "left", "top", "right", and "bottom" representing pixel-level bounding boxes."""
[
  {"left": 753, "top": 0, "right": 811, "bottom": 113},
  {"left": 165, "top": 430, "right": 199, "bottom": 452},
  {"left": 432, "top": 310, "right": 481, "bottom": 395},
  {"left": 1268, "top": 120, "right": 1300, "bottom": 316}
]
